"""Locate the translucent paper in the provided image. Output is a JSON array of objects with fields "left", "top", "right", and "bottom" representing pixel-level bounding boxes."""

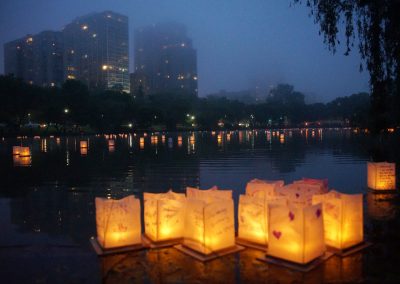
[
  {"left": 183, "top": 197, "right": 235, "bottom": 255},
  {"left": 245, "top": 179, "right": 284, "bottom": 199},
  {"left": 238, "top": 195, "right": 286, "bottom": 245},
  {"left": 276, "top": 182, "right": 326, "bottom": 207},
  {"left": 186, "top": 186, "right": 232, "bottom": 202},
  {"left": 313, "top": 190, "right": 363, "bottom": 250},
  {"left": 144, "top": 191, "right": 186, "bottom": 242},
  {"left": 367, "top": 162, "right": 396, "bottom": 190},
  {"left": 95, "top": 195, "right": 142, "bottom": 249},
  {"left": 268, "top": 203, "right": 325, "bottom": 264}
]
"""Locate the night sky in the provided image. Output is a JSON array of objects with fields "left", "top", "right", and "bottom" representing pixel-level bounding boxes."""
[{"left": 0, "top": 0, "right": 369, "bottom": 101}]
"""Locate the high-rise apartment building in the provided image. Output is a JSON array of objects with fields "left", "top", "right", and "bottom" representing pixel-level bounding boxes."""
[
  {"left": 133, "top": 22, "right": 197, "bottom": 96},
  {"left": 63, "top": 11, "right": 130, "bottom": 93},
  {"left": 4, "top": 31, "right": 63, "bottom": 87}
]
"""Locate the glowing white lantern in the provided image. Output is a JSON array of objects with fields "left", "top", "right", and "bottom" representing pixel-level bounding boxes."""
[
  {"left": 144, "top": 191, "right": 186, "bottom": 242},
  {"left": 312, "top": 191, "right": 363, "bottom": 250},
  {"left": 186, "top": 186, "right": 231, "bottom": 202},
  {"left": 294, "top": 178, "right": 328, "bottom": 192},
  {"left": 367, "top": 162, "right": 396, "bottom": 190},
  {"left": 276, "top": 182, "right": 326, "bottom": 207},
  {"left": 238, "top": 195, "right": 286, "bottom": 245},
  {"left": 268, "top": 203, "right": 325, "bottom": 264},
  {"left": 245, "top": 179, "right": 284, "bottom": 199},
  {"left": 95, "top": 195, "right": 142, "bottom": 249},
  {"left": 183, "top": 197, "right": 235, "bottom": 255}
]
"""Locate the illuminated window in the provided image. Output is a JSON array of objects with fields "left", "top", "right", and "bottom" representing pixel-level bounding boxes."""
[
  {"left": 82, "top": 25, "right": 88, "bottom": 30},
  {"left": 84, "top": 54, "right": 88, "bottom": 58},
  {"left": 181, "top": 43, "right": 185, "bottom": 47},
  {"left": 71, "top": 50, "right": 75, "bottom": 54},
  {"left": 26, "top": 37, "right": 33, "bottom": 44},
  {"left": 193, "top": 76, "right": 198, "bottom": 80},
  {"left": 107, "top": 14, "right": 112, "bottom": 18},
  {"left": 165, "top": 60, "right": 169, "bottom": 64},
  {"left": 16, "top": 46, "right": 21, "bottom": 50},
  {"left": 67, "top": 75, "right": 76, "bottom": 79},
  {"left": 50, "top": 82, "right": 55, "bottom": 87},
  {"left": 92, "top": 34, "right": 97, "bottom": 38}
]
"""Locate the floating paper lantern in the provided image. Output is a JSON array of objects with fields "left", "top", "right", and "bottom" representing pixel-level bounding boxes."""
[
  {"left": 13, "top": 155, "right": 31, "bottom": 167},
  {"left": 95, "top": 195, "right": 142, "bottom": 249},
  {"left": 80, "top": 147, "right": 88, "bottom": 156},
  {"left": 144, "top": 191, "right": 186, "bottom": 242},
  {"left": 238, "top": 195, "right": 286, "bottom": 245},
  {"left": 294, "top": 178, "right": 328, "bottom": 192},
  {"left": 108, "top": 139, "right": 115, "bottom": 147},
  {"left": 276, "top": 182, "right": 326, "bottom": 207},
  {"left": 183, "top": 197, "right": 235, "bottom": 255},
  {"left": 312, "top": 191, "right": 363, "bottom": 250},
  {"left": 80, "top": 140, "right": 88, "bottom": 149},
  {"left": 186, "top": 186, "right": 231, "bottom": 202},
  {"left": 367, "top": 162, "right": 396, "bottom": 190},
  {"left": 245, "top": 179, "right": 284, "bottom": 199},
  {"left": 19, "top": 147, "right": 31, "bottom": 157},
  {"left": 268, "top": 203, "right": 325, "bottom": 264},
  {"left": 12, "top": 146, "right": 21, "bottom": 156}
]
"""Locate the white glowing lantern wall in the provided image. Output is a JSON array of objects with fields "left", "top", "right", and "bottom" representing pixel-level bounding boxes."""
[
  {"left": 268, "top": 203, "right": 325, "bottom": 264},
  {"left": 276, "top": 182, "right": 326, "bottom": 207},
  {"left": 238, "top": 195, "right": 286, "bottom": 245},
  {"left": 367, "top": 162, "right": 396, "bottom": 190},
  {"left": 186, "top": 186, "right": 232, "bottom": 202},
  {"left": 245, "top": 179, "right": 284, "bottom": 199},
  {"left": 312, "top": 191, "right": 363, "bottom": 250},
  {"left": 95, "top": 195, "right": 141, "bottom": 249},
  {"left": 183, "top": 197, "right": 235, "bottom": 255},
  {"left": 144, "top": 191, "right": 186, "bottom": 242}
]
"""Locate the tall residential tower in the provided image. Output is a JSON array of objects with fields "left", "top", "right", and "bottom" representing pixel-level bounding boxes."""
[
  {"left": 133, "top": 22, "right": 197, "bottom": 96},
  {"left": 63, "top": 11, "right": 130, "bottom": 93}
]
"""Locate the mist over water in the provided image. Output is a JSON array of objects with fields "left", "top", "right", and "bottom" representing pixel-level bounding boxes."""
[{"left": 0, "top": 0, "right": 369, "bottom": 101}]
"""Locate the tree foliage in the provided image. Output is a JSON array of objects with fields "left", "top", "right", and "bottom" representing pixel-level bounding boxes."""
[{"left": 293, "top": 0, "right": 400, "bottom": 131}]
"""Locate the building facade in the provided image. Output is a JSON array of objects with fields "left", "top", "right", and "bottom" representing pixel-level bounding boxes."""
[
  {"left": 133, "top": 22, "right": 197, "bottom": 96},
  {"left": 4, "top": 31, "right": 63, "bottom": 87},
  {"left": 62, "top": 11, "right": 130, "bottom": 93}
]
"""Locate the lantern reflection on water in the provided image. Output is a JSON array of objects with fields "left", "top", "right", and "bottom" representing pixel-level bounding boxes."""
[
  {"left": 367, "top": 191, "right": 397, "bottom": 220},
  {"left": 312, "top": 191, "right": 363, "bottom": 250},
  {"left": 13, "top": 155, "right": 31, "bottom": 167},
  {"left": 144, "top": 191, "right": 186, "bottom": 243},
  {"left": 94, "top": 195, "right": 142, "bottom": 250},
  {"left": 19, "top": 146, "right": 31, "bottom": 157},
  {"left": 268, "top": 203, "right": 325, "bottom": 264},
  {"left": 367, "top": 162, "right": 396, "bottom": 190}
]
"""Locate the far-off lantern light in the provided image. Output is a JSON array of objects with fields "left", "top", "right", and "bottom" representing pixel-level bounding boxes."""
[{"left": 367, "top": 162, "right": 396, "bottom": 190}]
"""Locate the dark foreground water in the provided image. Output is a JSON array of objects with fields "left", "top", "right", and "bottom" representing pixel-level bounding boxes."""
[{"left": 0, "top": 129, "right": 399, "bottom": 283}]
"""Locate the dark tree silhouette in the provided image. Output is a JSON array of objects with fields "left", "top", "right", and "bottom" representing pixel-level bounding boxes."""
[{"left": 293, "top": 0, "right": 400, "bottom": 132}]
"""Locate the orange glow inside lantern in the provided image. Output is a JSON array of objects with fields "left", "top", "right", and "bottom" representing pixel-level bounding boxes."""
[
  {"left": 80, "top": 147, "right": 88, "bottom": 156},
  {"left": 183, "top": 197, "right": 235, "bottom": 255},
  {"left": 108, "top": 139, "right": 115, "bottom": 147},
  {"left": 19, "top": 147, "right": 31, "bottom": 157},
  {"left": 80, "top": 141, "right": 88, "bottom": 149},
  {"left": 238, "top": 195, "right": 286, "bottom": 245},
  {"left": 95, "top": 195, "right": 142, "bottom": 249},
  {"left": 367, "top": 162, "right": 396, "bottom": 190},
  {"left": 312, "top": 190, "right": 363, "bottom": 250},
  {"left": 13, "top": 155, "right": 31, "bottom": 167},
  {"left": 13, "top": 146, "right": 21, "bottom": 156},
  {"left": 144, "top": 191, "right": 186, "bottom": 242},
  {"left": 268, "top": 203, "right": 325, "bottom": 264}
]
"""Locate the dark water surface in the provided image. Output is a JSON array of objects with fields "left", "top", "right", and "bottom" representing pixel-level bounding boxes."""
[{"left": 0, "top": 129, "right": 399, "bottom": 283}]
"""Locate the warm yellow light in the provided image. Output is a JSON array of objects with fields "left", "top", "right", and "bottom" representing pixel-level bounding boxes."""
[
  {"left": 95, "top": 195, "right": 142, "bottom": 249},
  {"left": 108, "top": 139, "right": 115, "bottom": 147},
  {"left": 144, "top": 191, "right": 186, "bottom": 242},
  {"left": 186, "top": 186, "right": 231, "bottom": 202},
  {"left": 12, "top": 146, "right": 21, "bottom": 156},
  {"left": 19, "top": 147, "right": 31, "bottom": 157},
  {"left": 268, "top": 203, "right": 325, "bottom": 264},
  {"left": 102, "top": 65, "right": 108, "bottom": 71},
  {"left": 80, "top": 141, "right": 88, "bottom": 149},
  {"left": 80, "top": 147, "right": 88, "bottom": 156},
  {"left": 367, "top": 162, "right": 396, "bottom": 190}
]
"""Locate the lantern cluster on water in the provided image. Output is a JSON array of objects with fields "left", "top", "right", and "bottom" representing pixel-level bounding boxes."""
[{"left": 12, "top": 146, "right": 31, "bottom": 167}]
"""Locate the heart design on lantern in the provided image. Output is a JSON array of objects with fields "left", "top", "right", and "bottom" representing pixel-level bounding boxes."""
[
  {"left": 289, "top": 211, "right": 295, "bottom": 221},
  {"left": 273, "top": 230, "right": 282, "bottom": 240},
  {"left": 295, "top": 193, "right": 300, "bottom": 198},
  {"left": 316, "top": 208, "right": 322, "bottom": 218}
]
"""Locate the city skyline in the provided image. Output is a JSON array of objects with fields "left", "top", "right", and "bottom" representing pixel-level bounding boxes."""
[{"left": 0, "top": 0, "right": 369, "bottom": 101}]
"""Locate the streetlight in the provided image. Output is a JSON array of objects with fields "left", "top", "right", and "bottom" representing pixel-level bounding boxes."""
[{"left": 64, "top": 108, "right": 69, "bottom": 114}]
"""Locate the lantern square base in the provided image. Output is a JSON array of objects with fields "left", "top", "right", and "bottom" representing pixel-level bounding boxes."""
[
  {"left": 256, "top": 251, "right": 334, "bottom": 272},
  {"left": 142, "top": 234, "right": 183, "bottom": 249},
  {"left": 174, "top": 244, "right": 245, "bottom": 262},
  {"left": 235, "top": 237, "right": 267, "bottom": 252},
  {"left": 90, "top": 237, "right": 145, "bottom": 256},
  {"left": 327, "top": 241, "right": 372, "bottom": 257}
]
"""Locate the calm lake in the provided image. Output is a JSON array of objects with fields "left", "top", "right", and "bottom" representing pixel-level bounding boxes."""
[{"left": 0, "top": 129, "right": 399, "bottom": 283}]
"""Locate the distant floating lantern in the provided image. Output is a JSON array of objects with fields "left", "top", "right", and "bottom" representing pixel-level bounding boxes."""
[
  {"left": 367, "top": 162, "right": 396, "bottom": 190},
  {"left": 12, "top": 146, "right": 21, "bottom": 156},
  {"left": 80, "top": 147, "right": 88, "bottom": 156},
  {"left": 245, "top": 179, "right": 284, "bottom": 199},
  {"left": 177, "top": 136, "right": 183, "bottom": 147},
  {"left": 19, "top": 147, "right": 31, "bottom": 157},
  {"left": 143, "top": 191, "right": 186, "bottom": 245},
  {"left": 13, "top": 155, "right": 31, "bottom": 167},
  {"left": 186, "top": 186, "right": 232, "bottom": 202},
  {"left": 92, "top": 195, "right": 142, "bottom": 255},
  {"left": 238, "top": 195, "right": 286, "bottom": 246},
  {"left": 268, "top": 203, "right": 325, "bottom": 264},
  {"left": 80, "top": 140, "right": 88, "bottom": 149},
  {"left": 108, "top": 139, "right": 115, "bottom": 147},
  {"left": 161, "top": 135, "right": 166, "bottom": 143},
  {"left": 182, "top": 197, "right": 236, "bottom": 255},
  {"left": 313, "top": 191, "right": 363, "bottom": 251}
]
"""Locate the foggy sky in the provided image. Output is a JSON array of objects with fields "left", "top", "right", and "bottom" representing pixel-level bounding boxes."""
[{"left": 0, "top": 0, "right": 369, "bottom": 102}]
